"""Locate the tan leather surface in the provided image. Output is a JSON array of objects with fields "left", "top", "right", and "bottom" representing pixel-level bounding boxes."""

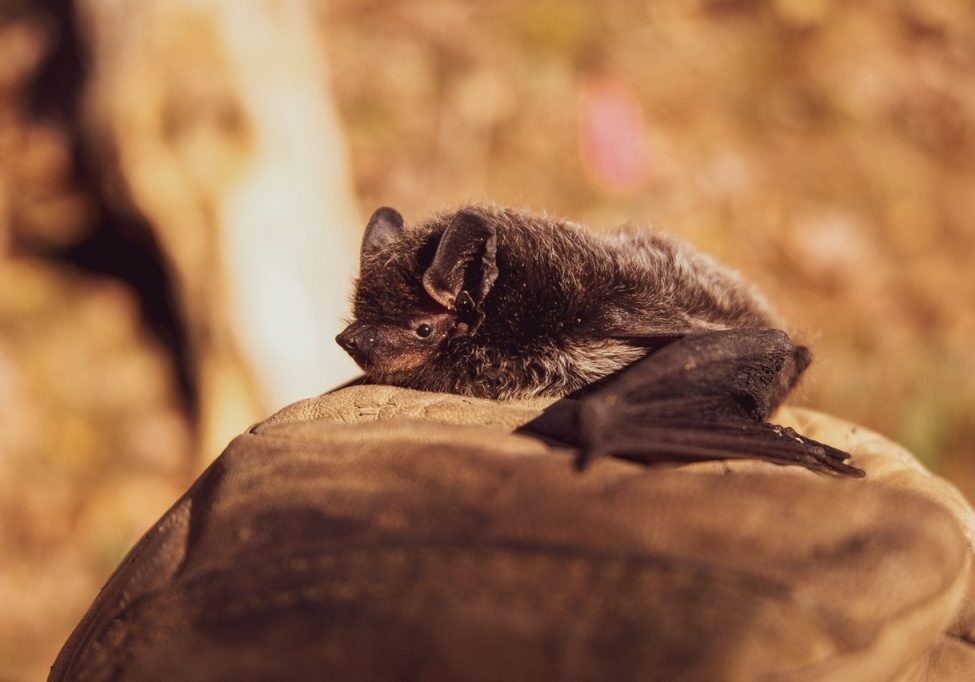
[
  {"left": 51, "top": 386, "right": 975, "bottom": 681},
  {"left": 260, "top": 386, "right": 975, "bottom": 680},
  {"left": 263, "top": 387, "right": 975, "bottom": 545}
]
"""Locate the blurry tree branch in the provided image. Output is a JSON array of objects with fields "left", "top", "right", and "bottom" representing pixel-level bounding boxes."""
[{"left": 45, "top": 0, "right": 361, "bottom": 459}]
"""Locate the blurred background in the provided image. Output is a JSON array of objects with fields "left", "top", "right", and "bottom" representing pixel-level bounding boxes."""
[{"left": 2, "top": 0, "right": 974, "bottom": 678}]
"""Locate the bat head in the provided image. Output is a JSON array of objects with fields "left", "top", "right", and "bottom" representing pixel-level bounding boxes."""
[{"left": 336, "top": 206, "right": 499, "bottom": 381}]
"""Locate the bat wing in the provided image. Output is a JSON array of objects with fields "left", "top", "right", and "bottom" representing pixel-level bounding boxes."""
[{"left": 526, "top": 329, "right": 864, "bottom": 477}]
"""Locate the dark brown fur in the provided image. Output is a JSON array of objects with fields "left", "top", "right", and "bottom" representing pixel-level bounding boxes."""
[{"left": 339, "top": 204, "right": 779, "bottom": 400}]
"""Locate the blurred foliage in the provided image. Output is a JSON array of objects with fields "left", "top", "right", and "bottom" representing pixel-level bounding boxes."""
[
  {"left": 2, "top": 0, "right": 975, "bottom": 678},
  {"left": 0, "top": 262, "right": 189, "bottom": 679},
  {"left": 0, "top": 8, "right": 193, "bottom": 680}
]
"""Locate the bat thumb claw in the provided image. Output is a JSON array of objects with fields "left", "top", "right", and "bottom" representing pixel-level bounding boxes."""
[{"left": 837, "top": 461, "right": 867, "bottom": 478}]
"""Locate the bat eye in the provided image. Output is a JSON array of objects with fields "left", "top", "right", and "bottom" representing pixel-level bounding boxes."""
[{"left": 415, "top": 323, "right": 433, "bottom": 338}]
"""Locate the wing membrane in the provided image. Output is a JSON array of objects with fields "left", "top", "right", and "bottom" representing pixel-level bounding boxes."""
[{"left": 528, "top": 329, "right": 864, "bottom": 477}]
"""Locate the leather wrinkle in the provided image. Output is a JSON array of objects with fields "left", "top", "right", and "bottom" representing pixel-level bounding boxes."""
[{"left": 50, "top": 386, "right": 975, "bottom": 682}]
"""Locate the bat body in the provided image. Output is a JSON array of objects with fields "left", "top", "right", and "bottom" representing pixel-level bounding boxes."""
[
  {"left": 339, "top": 205, "right": 777, "bottom": 399},
  {"left": 337, "top": 205, "right": 863, "bottom": 477}
]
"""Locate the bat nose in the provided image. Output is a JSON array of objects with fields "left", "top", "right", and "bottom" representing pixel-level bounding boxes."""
[{"left": 336, "top": 327, "right": 359, "bottom": 353}]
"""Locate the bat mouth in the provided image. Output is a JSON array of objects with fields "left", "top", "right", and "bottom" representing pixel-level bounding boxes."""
[
  {"left": 335, "top": 339, "right": 369, "bottom": 369},
  {"left": 344, "top": 351, "right": 371, "bottom": 371},
  {"left": 337, "top": 344, "right": 427, "bottom": 378}
]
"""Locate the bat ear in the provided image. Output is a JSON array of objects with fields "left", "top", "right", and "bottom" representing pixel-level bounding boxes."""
[
  {"left": 422, "top": 209, "right": 498, "bottom": 311},
  {"left": 361, "top": 207, "right": 405, "bottom": 256}
]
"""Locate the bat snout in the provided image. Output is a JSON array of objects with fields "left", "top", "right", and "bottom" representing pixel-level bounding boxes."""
[
  {"left": 336, "top": 324, "right": 376, "bottom": 364},
  {"left": 336, "top": 323, "right": 385, "bottom": 369},
  {"left": 335, "top": 326, "right": 360, "bottom": 354},
  {"left": 336, "top": 322, "right": 430, "bottom": 375}
]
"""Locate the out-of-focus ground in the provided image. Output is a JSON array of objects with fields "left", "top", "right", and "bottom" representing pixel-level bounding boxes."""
[{"left": 1, "top": 0, "right": 974, "bottom": 679}]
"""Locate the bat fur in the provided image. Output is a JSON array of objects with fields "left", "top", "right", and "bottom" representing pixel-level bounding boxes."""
[{"left": 339, "top": 204, "right": 783, "bottom": 401}]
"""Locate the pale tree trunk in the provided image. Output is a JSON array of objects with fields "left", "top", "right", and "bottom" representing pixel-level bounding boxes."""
[{"left": 76, "top": 0, "right": 361, "bottom": 460}]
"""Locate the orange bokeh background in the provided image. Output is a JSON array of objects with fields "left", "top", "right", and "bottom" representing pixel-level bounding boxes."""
[{"left": 2, "top": 1, "right": 974, "bottom": 678}]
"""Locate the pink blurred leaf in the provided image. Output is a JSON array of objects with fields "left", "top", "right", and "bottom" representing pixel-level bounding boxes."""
[{"left": 578, "top": 78, "right": 653, "bottom": 195}]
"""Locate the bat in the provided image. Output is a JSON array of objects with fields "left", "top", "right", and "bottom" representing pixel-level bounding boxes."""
[{"left": 336, "top": 204, "right": 864, "bottom": 477}]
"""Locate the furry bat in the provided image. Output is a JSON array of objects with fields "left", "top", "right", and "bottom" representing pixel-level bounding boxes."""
[{"left": 336, "top": 205, "right": 863, "bottom": 477}]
